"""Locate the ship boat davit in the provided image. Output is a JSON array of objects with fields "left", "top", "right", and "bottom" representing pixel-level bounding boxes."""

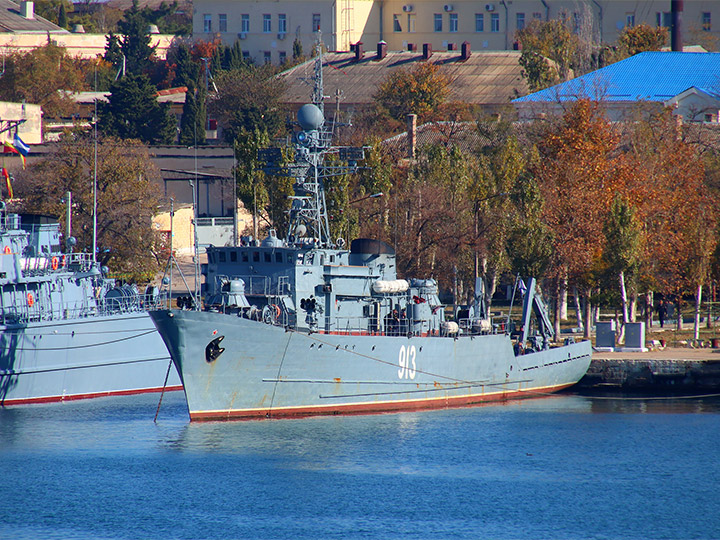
[{"left": 149, "top": 46, "right": 592, "bottom": 421}]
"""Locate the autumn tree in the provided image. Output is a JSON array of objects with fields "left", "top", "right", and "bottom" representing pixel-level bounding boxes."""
[
  {"left": 532, "top": 100, "right": 621, "bottom": 336},
  {"left": 601, "top": 23, "right": 668, "bottom": 65},
  {"left": 623, "top": 111, "right": 717, "bottom": 335},
  {"left": 0, "top": 43, "right": 86, "bottom": 120},
  {"left": 15, "top": 134, "right": 164, "bottom": 282},
  {"left": 373, "top": 63, "right": 450, "bottom": 122}
]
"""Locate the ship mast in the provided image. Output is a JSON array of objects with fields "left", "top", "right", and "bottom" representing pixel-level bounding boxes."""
[{"left": 259, "top": 39, "right": 364, "bottom": 249}]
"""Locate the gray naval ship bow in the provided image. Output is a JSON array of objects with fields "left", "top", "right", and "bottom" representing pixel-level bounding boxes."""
[{"left": 149, "top": 47, "right": 592, "bottom": 421}]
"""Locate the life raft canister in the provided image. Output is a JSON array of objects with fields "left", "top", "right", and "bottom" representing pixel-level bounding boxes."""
[{"left": 27, "top": 292, "right": 34, "bottom": 307}]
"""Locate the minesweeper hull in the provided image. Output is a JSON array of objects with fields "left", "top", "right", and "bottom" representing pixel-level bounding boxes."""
[
  {"left": 0, "top": 312, "right": 181, "bottom": 405},
  {"left": 151, "top": 310, "right": 592, "bottom": 421}
]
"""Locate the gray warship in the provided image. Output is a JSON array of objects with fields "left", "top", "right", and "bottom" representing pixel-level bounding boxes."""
[
  {"left": 0, "top": 205, "right": 181, "bottom": 405},
  {"left": 149, "top": 47, "right": 592, "bottom": 421}
]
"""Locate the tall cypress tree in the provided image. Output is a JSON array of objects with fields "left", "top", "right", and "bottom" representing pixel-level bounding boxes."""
[
  {"left": 98, "top": 73, "right": 176, "bottom": 145},
  {"left": 172, "top": 43, "right": 200, "bottom": 89},
  {"left": 179, "top": 84, "right": 207, "bottom": 147}
]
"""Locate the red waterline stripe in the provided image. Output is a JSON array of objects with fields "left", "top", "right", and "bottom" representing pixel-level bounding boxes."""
[
  {"left": 188, "top": 383, "right": 575, "bottom": 422},
  {"left": 1, "top": 385, "right": 183, "bottom": 406}
]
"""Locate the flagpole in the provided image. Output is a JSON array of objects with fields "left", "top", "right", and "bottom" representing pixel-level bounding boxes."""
[{"left": 92, "top": 68, "right": 98, "bottom": 263}]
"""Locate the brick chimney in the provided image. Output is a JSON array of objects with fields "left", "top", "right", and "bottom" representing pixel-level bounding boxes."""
[
  {"left": 354, "top": 42, "right": 364, "bottom": 62},
  {"left": 447, "top": 43, "right": 457, "bottom": 51},
  {"left": 407, "top": 43, "right": 417, "bottom": 52},
  {"left": 422, "top": 43, "right": 432, "bottom": 60},
  {"left": 461, "top": 41, "right": 471, "bottom": 60},
  {"left": 377, "top": 41, "right": 387, "bottom": 60},
  {"left": 406, "top": 114, "right": 417, "bottom": 159}
]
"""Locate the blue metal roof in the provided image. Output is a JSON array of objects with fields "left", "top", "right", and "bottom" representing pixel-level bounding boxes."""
[{"left": 512, "top": 52, "right": 720, "bottom": 103}]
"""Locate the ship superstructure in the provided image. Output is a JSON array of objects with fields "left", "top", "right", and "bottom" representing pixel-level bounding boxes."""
[{"left": 0, "top": 204, "right": 180, "bottom": 405}]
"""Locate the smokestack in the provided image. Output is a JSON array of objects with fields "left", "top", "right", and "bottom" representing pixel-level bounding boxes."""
[
  {"left": 20, "top": 1, "right": 34, "bottom": 19},
  {"left": 376, "top": 41, "right": 387, "bottom": 60},
  {"left": 461, "top": 41, "right": 472, "bottom": 60},
  {"left": 354, "top": 42, "right": 364, "bottom": 62},
  {"left": 671, "top": 0, "right": 683, "bottom": 52},
  {"left": 407, "top": 114, "right": 417, "bottom": 159},
  {"left": 422, "top": 43, "right": 432, "bottom": 60}
]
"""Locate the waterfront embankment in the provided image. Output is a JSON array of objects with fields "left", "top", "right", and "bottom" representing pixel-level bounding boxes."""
[{"left": 579, "top": 347, "right": 720, "bottom": 393}]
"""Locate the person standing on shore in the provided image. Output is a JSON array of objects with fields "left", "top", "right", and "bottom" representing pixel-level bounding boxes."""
[{"left": 658, "top": 300, "right": 667, "bottom": 328}]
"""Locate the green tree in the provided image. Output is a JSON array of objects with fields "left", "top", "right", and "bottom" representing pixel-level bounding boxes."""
[
  {"left": 116, "top": 0, "right": 157, "bottom": 76},
  {"left": 98, "top": 73, "right": 176, "bottom": 144},
  {"left": 222, "top": 40, "right": 247, "bottom": 72},
  {"left": 58, "top": 2, "right": 68, "bottom": 28},
  {"left": 517, "top": 19, "right": 579, "bottom": 91},
  {"left": 16, "top": 134, "right": 164, "bottom": 282},
  {"left": 170, "top": 43, "right": 201, "bottom": 88},
  {"left": 210, "top": 67, "right": 287, "bottom": 142},
  {"left": 601, "top": 195, "right": 643, "bottom": 328},
  {"left": 292, "top": 38, "right": 304, "bottom": 61},
  {"left": 234, "top": 128, "right": 293, "bottom": 237},
  {"left": 373, "top": 63, "right": 450, "bottom": 122},
  {"left": 178, "top": 85, "right": 207, "bottom": 146},
  {"left": 104, "top": 32, "right": 123, "bottom": 72}
]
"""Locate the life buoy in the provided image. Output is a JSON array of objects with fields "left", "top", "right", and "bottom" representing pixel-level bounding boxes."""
[
  {"left": 27, "top": 292, "right": 34, "bottom": 307},
  {"left": 3, "top": 246, "right": 10, "bottom": 254},
  {"left": 51, "top": 257, "right": 59, "bottom": 270}
]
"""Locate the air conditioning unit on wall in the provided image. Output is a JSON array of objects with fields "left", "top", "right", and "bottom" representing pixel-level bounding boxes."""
[
  {"left": 402, "top": 4, "right": 414, "bottom": 12},
  {"left": 238, "top": 32, "right": 247, "bottom": 39},
  {"left": 443, "top": 4, "right": 454, "bottom": 12},
  {"left": 278, "top": 32, "right": 286, "bottom": 40},
  {"left": 485, "top": 4, "right": 495, "bottom": 11}
]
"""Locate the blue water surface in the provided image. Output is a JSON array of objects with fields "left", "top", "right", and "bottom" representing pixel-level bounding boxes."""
[{"left": 1, "top": 391, "right": 719, "bottom": 540}]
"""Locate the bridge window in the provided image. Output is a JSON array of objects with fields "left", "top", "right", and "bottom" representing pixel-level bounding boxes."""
[
  {"left": 230, "top": 251, "right": 237, "bottom": 262},
  {"left": 253, "top": 251, "right": 260, "bottom": 262},
  {"left": 219, "top": 252, "right": 226, "bottom": 262},
  {"left": 242, "top": 252, "right": 249, "bottom": 262},
  {"left": 275, "top": 252, "right": 283, "bottom": 263},
  {"left": 264, "top": 252, "right": 271, "bottom": 263}
]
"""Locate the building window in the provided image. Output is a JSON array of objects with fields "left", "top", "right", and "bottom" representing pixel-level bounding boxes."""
[
  {"left": 263, "top": 14, "right": 271, "bottom": 33},
  {"left": 475, "top": 13, "right": 484, "bottom": 32},
  {"left": 705, "top": 113, "right": 713, "bottom": 122},
  {"left": 393, "top": 14, "right": 402, "bottom": 32},
  {"left": 491, "top": 13, "right": 499, "bottom": 32},
  {"left": 533, "top": 12, "right": 542, "bottom": 20},
  {"left": 263, "top": 51, "right": 271, "bottom": 64},
  {"left": 203, "top": 13, "right": 211, "bottom": 32},
  {"left": 219, "top": 13, "right": 227, "bottom": 32},
  {"left": 702, "top": 12, "right": 711, "bottom": 31},
  {"left": 449, "top": 13, "right": 458, "bottom": 32},
  {"left": 434, "top": 13, "right": 442, "bottom": 32},
  {"left": 241, "top": 14, "right": 249, "bottom": 33},
  {"left": 278, "top": 14, "right": 287, "bottom": 34},
  {"left": 312, "top": 13, "right": 321, "bottom": 32},
  {"left": 279, "top": 51, "right": 287, "bottom": 64},
  {"left": 626, "top": 13, "right": 635, "bottom": 27},
  {"left": 408, "top": 13, "right": 416, "bottom": 32},
  {"left": 657, "top": 12, "right": 671, "bottom": 27},
  {"left": 516, "top": 12, "right": 525, "bottom": 30}
]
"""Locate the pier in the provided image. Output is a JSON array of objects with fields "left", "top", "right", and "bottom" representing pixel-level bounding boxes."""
[{"left": 578, "top": 348, "right": 720, "bottom": 393}]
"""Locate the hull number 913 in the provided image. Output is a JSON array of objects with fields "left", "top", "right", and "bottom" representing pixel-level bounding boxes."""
[{"left": 398, "top": 345, "right": 417, "bottom": 380}]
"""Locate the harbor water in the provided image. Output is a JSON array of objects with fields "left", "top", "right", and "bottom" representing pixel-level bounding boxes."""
[{"left": 2, "top": 391, "right": 720, "bottom": 540}]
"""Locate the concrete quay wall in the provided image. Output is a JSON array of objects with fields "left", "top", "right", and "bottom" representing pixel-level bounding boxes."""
[{"left": 578, "top": 349, "right": 720, "bottom": 393}]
